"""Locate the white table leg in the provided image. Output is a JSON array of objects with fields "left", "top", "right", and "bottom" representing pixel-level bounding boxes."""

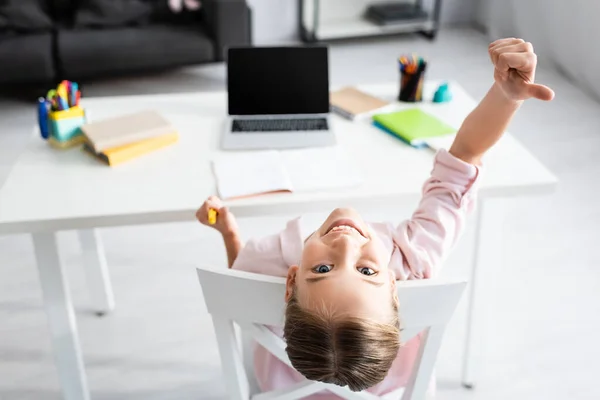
[
  {"left": 461, "top": 199, "right": 485, "bottom": 389},
  {"left": 78, "top": 229, "right": 115, "bottom": 316},
  {"left": 32, "top": 232, "right": 90, "bottom": 400}
]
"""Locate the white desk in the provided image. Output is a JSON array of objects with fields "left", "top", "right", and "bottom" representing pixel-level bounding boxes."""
[{"left": 0, "top": 83, "right": 557, "bottom": 399}]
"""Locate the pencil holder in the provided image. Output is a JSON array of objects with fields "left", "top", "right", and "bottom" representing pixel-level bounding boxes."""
[
  {"left": 47, "top": 106, "right": 87, "bottom": 149},
  {"left": 399, "top": 68, "right": 426, "bottom": 102}
]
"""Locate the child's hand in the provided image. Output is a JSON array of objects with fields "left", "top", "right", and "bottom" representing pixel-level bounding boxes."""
[
  {"left": 196, "top": 196, "right": 239, "bottom": 237},
  {"left": 489, "top": 38, "right": 554, "bottom": 102}
]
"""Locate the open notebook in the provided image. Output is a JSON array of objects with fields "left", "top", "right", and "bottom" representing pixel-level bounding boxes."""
[{"left": 212, "top": 147, "right": 363, "bottom": 199}]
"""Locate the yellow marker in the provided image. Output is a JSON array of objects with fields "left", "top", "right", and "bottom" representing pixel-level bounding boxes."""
[{"left": 208, "top": 208, "right": 217, "bottom": 225}]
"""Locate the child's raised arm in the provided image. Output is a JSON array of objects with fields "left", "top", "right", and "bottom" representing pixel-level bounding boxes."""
[
  {"left": 449, "top": 38, "right": 554, "bottom": 165},
  {"left": 392, "top": 38, "right": 553, "bottom": 279}
]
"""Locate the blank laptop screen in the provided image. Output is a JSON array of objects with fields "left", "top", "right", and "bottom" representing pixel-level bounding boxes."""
[{"left": 227, "top": 46, "right": 329, "bottom": 116}]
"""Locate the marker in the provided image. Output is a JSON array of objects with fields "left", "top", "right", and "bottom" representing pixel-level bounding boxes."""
[
  {"left": 70, "top": 82, "right": 79, "bottom": 107},
  {"left": 57, "top": 84, "right": 69, "bottom": 110},
  {"left": 208, "top": 208, "right": 217, "bottom": 225},
  {"left": 46, "top": 89, "right": 57, "bottom": 110},
  {"left": 57, "top": 83, "right": 67, "bottom": 101},
  {"left": 65, "top": 81, "right": 72, "bottom": 107},
  {"left": 51, "top": 96, "right": 59, "bottom": 111},
  {"left": 38, "top": 97, "right": 50, "bottom": 139}
]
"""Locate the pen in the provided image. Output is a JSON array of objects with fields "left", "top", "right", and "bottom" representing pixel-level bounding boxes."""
[{"left": 208, "top": 208, "right": 217, "bottom": 225}]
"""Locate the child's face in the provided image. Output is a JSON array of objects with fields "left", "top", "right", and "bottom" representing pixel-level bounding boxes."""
[{"left": 285, "top": 208, "right": 397, "bottom": 320}]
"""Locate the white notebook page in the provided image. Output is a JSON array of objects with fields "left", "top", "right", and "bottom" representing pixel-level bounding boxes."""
[
  {"left": 281, "top": 147, "right": 363, "bottom": 192},
  {"left": 212, "top": 151, "right": 292, "bottom": 199},
  {"left": 212, "top": 147, "right": 363, "bottom": 199}
]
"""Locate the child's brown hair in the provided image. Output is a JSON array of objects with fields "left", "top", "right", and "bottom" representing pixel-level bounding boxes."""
[{"left": 283, "top": 290, "right": 401, "bottom": 392}]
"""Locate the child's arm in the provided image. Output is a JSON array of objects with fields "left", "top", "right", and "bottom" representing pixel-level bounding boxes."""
[
  {"left": 196, "top": 197, "right": 242, "bottom": 268},
  {"left": 392, "top": 38, "right": 553, "bottom": 279},
  {"left": 449, "top": 38, "right": 554, "bottom": 164},
  {"left": 197, "top": 197, "right": 290, "bottom": 275},
  {"left": 221, "top": 232, "right": 243, "bottom": 269}
]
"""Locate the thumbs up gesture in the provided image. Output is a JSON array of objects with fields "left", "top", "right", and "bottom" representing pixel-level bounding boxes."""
[{"left": 489, "top": 38, "right": 555, "bottom": 102}]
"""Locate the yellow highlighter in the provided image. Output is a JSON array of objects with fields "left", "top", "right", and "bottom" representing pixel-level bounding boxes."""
[{"left": 208, "top": 208, "right": 217, "bottom": 225}]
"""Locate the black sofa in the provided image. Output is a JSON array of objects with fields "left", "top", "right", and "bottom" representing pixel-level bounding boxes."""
[{"left": 0, "top": 0, "right": 251, "bottom": 85}]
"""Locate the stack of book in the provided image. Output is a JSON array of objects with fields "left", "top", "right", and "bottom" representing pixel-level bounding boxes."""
[{"left": 81, "top": 111, "right": 178, "bottom": 166}]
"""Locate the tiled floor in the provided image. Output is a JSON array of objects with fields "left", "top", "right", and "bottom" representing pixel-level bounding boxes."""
[{"left": 1, "top": 28, "right": 599, "bottom": 399}]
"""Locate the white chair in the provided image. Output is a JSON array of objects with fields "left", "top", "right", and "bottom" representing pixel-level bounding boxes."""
[{"left": 196, "top": 266, "right": 466, "bottom": 400}]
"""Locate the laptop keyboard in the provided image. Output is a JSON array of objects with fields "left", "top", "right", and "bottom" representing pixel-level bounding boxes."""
[{"left": 232, "top": 118, "right": 329, "bottom": 133}]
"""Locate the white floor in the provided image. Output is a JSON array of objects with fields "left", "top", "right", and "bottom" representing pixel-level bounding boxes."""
[{"left": 1, "top": 28, "right": 599, "bottom": 400}]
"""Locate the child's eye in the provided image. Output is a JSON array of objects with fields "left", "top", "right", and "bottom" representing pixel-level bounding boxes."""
[
  {"left": 313, "top": 264, "right": 332, "bottom": 273},
  {"left": 358, "top": 267, "right": 376, "bottom": 276}
]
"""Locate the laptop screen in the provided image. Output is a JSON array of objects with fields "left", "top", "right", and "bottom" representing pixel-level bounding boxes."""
[{"left": 227, "top": 47, "right": 329, "bottom": 116}]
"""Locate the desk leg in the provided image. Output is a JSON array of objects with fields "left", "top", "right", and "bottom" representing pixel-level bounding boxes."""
[
  {"left": 78, "top": 229, "right": 115, "bottom": 316},
  {"left": 461, "top": 199, "right": 485, "bottom": 389},
  {"left": 33, "top": 232, "right": 90, "bottom": 400}
]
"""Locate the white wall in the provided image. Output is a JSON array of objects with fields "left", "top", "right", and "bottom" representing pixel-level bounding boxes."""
[
  {"left": 432, "top": 0, "right": 477, "bottom": 26},
  {"left": 474, "top": 0, "right": 488, "bottom": 29},
  {"left": 478, "top": 0, "right": 600, "bottom": 100},
  {"left": 248, "top": 0, "right": 478, "bottom": 45},
  {"left": 246, "top": 0, "right": 299, "bottom": 45}
]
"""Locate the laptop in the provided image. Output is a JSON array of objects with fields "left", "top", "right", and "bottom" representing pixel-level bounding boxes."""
[{"left": 222, "top": 46, "right": 336, "bottom": 150}]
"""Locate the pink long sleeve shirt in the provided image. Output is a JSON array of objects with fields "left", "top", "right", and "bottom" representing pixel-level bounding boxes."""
[{"left": 231, "top": 149, "right": 481, "bottom": 398}]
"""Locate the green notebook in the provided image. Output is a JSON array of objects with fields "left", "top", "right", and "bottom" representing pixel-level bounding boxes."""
[{"left": 372, "top": 108, "right": 456, "bottom": 147}]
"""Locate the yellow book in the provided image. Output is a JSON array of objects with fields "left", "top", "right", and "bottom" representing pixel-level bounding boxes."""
[{"left": 84, "top": 132, "right": 178, "bottom": 166}]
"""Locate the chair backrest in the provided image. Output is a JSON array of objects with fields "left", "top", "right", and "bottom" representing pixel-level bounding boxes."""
[{"left": 197, "top": 266, "right": 466, "bottom": 400}]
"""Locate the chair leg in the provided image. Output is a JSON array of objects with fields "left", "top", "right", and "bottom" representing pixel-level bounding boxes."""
[
  {"left": 241, "top": 330, "right": 260, "bottom": 396},
  {"left": 401, "top": 326, "right": 445, "bottom": 400},
  {"left": 461, "top": 200, "right": 486, "bottom": 388},
  {"left": 213, "top": 317, "right": 250, "bottom": 400}
]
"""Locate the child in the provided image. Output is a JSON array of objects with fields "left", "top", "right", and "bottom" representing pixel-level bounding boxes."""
[{"left": 196, "top": 38, "right": 554, "bottom": 395}]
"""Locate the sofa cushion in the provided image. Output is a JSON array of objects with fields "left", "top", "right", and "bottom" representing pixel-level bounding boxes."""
[
  {"left": 0, "top": 0, "right": 53, "bottom": 32},
  {"left": 58, "top": 25, "right": 215, "bottom": 79},
  {"left": 0, "top": 32, "right": 54, "bottom": 83},
  {"left": 48, "top": 0, "right": 76, "bottom": 25},
  {"left": 74, "top": 0, "right": 153, "bottom": 27}
]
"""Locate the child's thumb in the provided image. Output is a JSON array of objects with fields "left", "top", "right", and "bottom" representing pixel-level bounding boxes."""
[{"left": 528, "top": 83, "right": 555, "bottom": 101}]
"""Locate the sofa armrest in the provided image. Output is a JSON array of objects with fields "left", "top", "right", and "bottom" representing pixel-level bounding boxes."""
[{"left": 203, "top": 0, "right": 251, "bottom": 61}]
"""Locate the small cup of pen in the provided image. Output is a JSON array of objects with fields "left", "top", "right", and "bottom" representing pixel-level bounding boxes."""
[
  {"left": 38, "top": 80, "right": 86, "bottom": 149},
  {"left": 398, "top": 55, "right": 427, "bottom": 102}
]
